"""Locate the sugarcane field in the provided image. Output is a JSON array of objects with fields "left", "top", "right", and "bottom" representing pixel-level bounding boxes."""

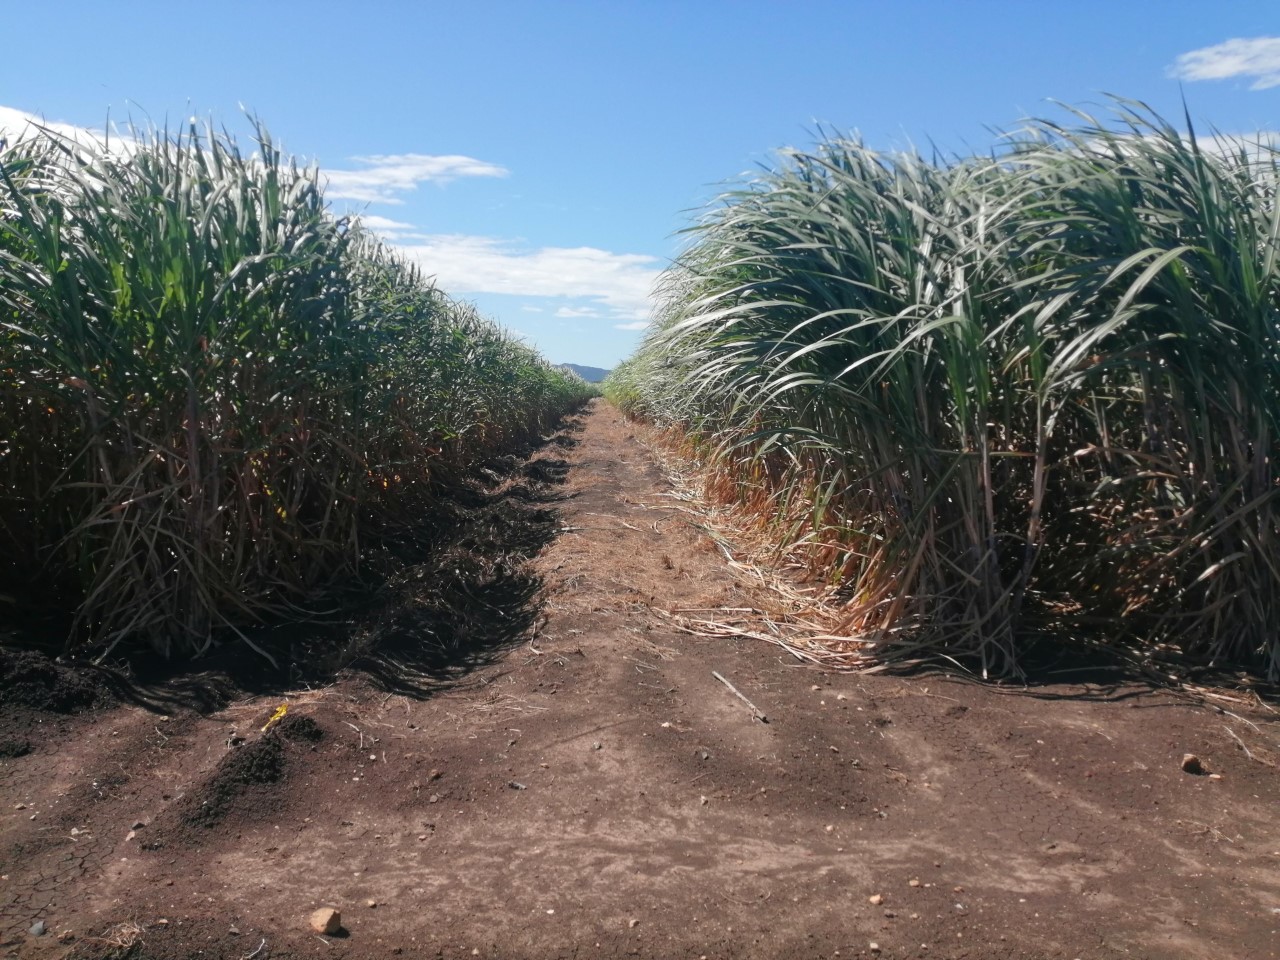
[{"left": 3, "top": 8, "right": 1280, "bottom": 959}]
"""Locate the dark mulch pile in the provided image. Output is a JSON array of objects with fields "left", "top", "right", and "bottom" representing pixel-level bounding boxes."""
[{"left": 0, "top": 648, "right": 114, "bottom": 712}]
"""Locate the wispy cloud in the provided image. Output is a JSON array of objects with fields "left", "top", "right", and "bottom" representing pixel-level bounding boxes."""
[
  {"left": 324, "top": 154, "right": 508, "bottom": 204},
  {"left": 1170, "top": 37, "right": 1280, "bottom": 90},
  {"left": 394, "top": 235, "right": 660, "bottom": 320},
  {"left": 555, "top": 306, "right": 600, "bottom": 318}
]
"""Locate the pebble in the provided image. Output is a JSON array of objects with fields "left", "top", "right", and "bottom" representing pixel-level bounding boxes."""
[
  {"left": 628, "top": 918, "right": 640, "bottom": 928},
  {"left": 868, "top": 894, "right": 884, "bottom": 905},
  {"left": 366, "top": 899, "right": 377, "bottom": 908},
  {"left": 310, "top": 907, "right": 342, "bottom": 935},
  {"left": 29, "top": 920, "right": 46, "bottom": 937}
]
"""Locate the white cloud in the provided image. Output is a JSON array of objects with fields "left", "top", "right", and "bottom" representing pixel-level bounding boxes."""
[
  {"left": 353, "top": 214, "right": 417, "bottom": 233},
  {"left": 0, "top": 105, "right": 137, "bottom": 152},
  {"left": 1170, "top": 37, "right": 1280, "bottom": 90},
  {"left": 555, "top": 306, "right": 600, "bottom": 318},
  {"left": 324, "top": 154, "right": 508, "bottom": 204},
  {"left": 393, "top": 234, "right": 660, "bottom": 320},
  {"left": 520, "top": 305, "right": 544, "bottom": 313},
  {"left": 614, "top": 321, "right": 650, "bottom": 331}
]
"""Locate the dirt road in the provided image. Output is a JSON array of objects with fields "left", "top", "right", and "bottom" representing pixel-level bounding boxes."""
[{"left": 3, "top": 400, "right": 1279, "bottom": 959}]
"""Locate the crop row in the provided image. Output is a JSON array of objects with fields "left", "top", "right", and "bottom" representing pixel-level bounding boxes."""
[
  {"left": 0, "top": 120, "right": 592, "bottom": 662},
  {"left": 609, "top": 101, "right": 1280, "bottom": 678}
]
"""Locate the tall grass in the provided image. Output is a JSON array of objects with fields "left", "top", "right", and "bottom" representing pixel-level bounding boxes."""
[
  {"left": 0, "top": 119, "right": 590, "bottom": 662},
  {"left": 609, "top": 101, "right": 1280, "bottom": 678}
]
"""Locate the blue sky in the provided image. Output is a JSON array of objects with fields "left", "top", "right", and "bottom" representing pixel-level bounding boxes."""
[{"left": 2, "top": 1, "right": 1278, "bottom": 368}]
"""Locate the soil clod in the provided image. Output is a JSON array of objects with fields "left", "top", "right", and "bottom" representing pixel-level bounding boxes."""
[{"left": 310, "top": 907, "right": 342, "bottom": 935}]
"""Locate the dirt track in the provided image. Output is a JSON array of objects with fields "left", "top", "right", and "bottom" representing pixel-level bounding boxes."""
[{"left": 3, "top": 399, "right": 1279, "bottom": 960}]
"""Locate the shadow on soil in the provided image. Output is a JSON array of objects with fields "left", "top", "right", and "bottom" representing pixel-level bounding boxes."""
[
  {"left": 0, "top": 415, "right": 586, "bottom": 717},
  {"left": 866, "top": 636, "right": 1280, "bottom": 710}
]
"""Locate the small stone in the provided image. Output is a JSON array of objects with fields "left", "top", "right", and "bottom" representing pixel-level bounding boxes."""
[
  {"left": 700, "top": 796, "right": 708, "bottom": 805},
  {"left": 428, "top": 794, "right": 440, "bottom": 804},
  {"left": 13, "top": 803, "right": 25, "bottom": 810},
  {"left": 131, "top": 821, "right": 145, "bottom": 830},
  {"left": 310, "top": 907, "right": 342, "bottom": 935},
  {"left": 870, "top": 943, "right": 881, "bottom": 953},
  {"left": 229, "top": 925, "right": 240, "bottom": 935},
  {"left": 825, "top": 824, "right": 834, "bottom": 832},
  {"left": 811, "top": 685, "right": 821, "bottom": 691},
  {"left": 125, "top": 831, "right": 136, "bottom": 842},
  {"left": 909, "top": 879, "right": 921, "bottom": 887},
  {"left": 628, "top": 918, "right": 640, "bottom": 928},
  {"left": 837, "top": 694, "right": 848, "bottom": 701},
  {"left": 592, "top": 742, "right": 602, "bottom": 750},
  {"left": 1181, "top": 753, "right": 1204, "bottom": 775},
  {"left": 868, "top": 894, "right": 884, "bottom": 905},
  {"left": 29, "top": 920, "right": 46, "bottom": 937},
  {"left": 369, "top": 754, "right": 377, "bottom": 761},
  {"left": 366, "top": 899, "right": 377, "bottom": 908}
]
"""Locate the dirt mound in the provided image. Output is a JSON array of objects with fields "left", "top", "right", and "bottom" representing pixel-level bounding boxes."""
[
  {"left": 179, "top": 736, "right": 284, "bottom": 831},
  {"left": 154, "top": 718, "right": 326, "bottom": 844},
  {"left": 276, "top": 713, "right": 323, "bottom": 743},
  {"left": 0, "top": 648, "right": 113, "bottom": 712}
]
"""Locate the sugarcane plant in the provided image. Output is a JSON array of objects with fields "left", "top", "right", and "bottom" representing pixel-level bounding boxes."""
[
  {"left": 608, "top": 99, "right": 1280, "bottom": 679},
  {"left": 0, "top": 118, "right": 591, "bottom": 663}
]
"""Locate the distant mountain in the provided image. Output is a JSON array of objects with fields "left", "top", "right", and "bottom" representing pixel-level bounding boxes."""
[{"left": 558, "top": 363, "right": 611, "bottom": 383}]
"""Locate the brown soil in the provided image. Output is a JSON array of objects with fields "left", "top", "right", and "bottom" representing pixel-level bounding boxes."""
[{"left": 2, "top": 400, "right": 1278, "bottom": 960}]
